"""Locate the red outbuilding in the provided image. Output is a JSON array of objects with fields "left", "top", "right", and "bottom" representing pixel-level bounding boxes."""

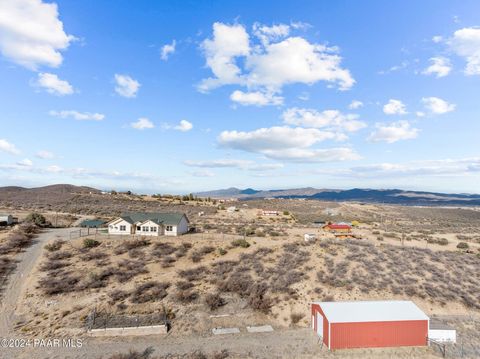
[{"left": 311, "top": 300, "right": 429, "bottom": 350}]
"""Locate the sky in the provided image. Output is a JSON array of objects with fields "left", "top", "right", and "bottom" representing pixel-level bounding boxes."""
[{"left": 1, "top": 0, "right": 480, "bottom": 194}]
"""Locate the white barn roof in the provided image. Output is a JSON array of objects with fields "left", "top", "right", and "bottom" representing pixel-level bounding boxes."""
[{"left": 313, "top": 300, "right": 429, "bottom": 323}]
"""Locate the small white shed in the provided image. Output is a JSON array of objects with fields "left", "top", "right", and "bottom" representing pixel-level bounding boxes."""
[
  {"left": 304, "top": 233, "right": 317, "bottom": 242},
  {"left": 429, "top": 322, "right": 456, "bottom": 343},
  {"left": 0, "top": 214, "right": 13, "bottom": 225}
]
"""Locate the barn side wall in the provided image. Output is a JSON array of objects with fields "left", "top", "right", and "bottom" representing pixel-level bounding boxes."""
[
  {"left": 311, "top": 304, "right": 329, "bottom": 347},
  {"left": 330, "top": 320, "right": 428, "bottom": 349}
]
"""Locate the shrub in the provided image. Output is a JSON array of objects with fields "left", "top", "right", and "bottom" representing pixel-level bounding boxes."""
[
  {"left": 283, "top": 211, "right": 290, "bottom": 215},
  {"left": 190, "top": 246, "right": 215, "bottom": 263},
  {"left": 109, "top": 289, "right": 130, "bottom": 303},
  {"left": 247, "top": 283, "right": 272, "bottom": 313},
  {"left": 175, "top": 289, "right": 198, "bottom": 303},
  {"left": 290, "top": 313, "right": 304, "bottom": 324},
  {"left": 231, "top": 239, "right": 250, "bottom": 248},
  {"left": 115, "top": 259, "right": 148, "bottom": 282},
  {"left": 25, "top": 212, "right": 49, "bottom": 227},
  {"left": 130, "top": 281, "right": 170, "bottom": 304},
  {"left": 83, "top": 238, "right": 100, "bottom": 248},
  {"left": 457, "top": 242, "right": 469, "bottom": 249},
  {"left": 45, "top": 240, "right": 64, "bottom": 252},
  {"left": 107, "top": 348, "right": 155, "bottom": 359},
  {"left": 218, "top": 247, "right": 227, "bottom": 256},
  {"left": 376, "top": 236, "right": 384, "bottom": 241},
  {"left": 205, "top": 293, "right": 226, "bottom": 311}
]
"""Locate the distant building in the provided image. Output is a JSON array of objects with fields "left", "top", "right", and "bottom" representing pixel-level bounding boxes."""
[
  {"left": 322, "top": 223, "right": 352, "bottom": 233},
  {"left": 262, "top": 210, "right": 279, "bottom": 216},
  {"left": 0, "top": 214, "right": 14, "bottom": 226},
  {"left": 304, "top": 233, "right": 317, "bottom": 242},
  {"left": 107, "top": 212, "right": 189, "bottom": 236}
]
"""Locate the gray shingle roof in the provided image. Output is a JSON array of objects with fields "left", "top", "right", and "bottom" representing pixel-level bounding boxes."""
[{"left": 120, "top": 212, "right": 187, "bottom": 226}]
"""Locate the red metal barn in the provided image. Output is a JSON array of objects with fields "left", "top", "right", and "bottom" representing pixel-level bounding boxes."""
[{"left": 311, "top": 300, "right": 429, "bottom": 350}]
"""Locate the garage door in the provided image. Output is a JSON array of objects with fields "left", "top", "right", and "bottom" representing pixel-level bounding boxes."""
[{"left": 316, "top": 313, "right": 324, "bottom": 337}]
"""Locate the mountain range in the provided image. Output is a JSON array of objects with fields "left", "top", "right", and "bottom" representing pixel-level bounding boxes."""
[{"left": 195, "top": 187, "right": 480, "bottom": 206}]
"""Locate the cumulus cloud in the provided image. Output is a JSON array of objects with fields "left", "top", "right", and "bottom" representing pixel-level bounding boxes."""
[
  {"left": 174, "top": 120, "right": 193, "bottom": 132},
  {"left": 35, "top": 72, "right": 74, "bottom": 95},
  {"left": 160, "top": 40, "right": 176, "bottom": 61},
  {"left": 49, "top": 110, "right": 105, "bottom": 121},
  {"left": 282, "top": 107, "right": 366, "bottom": 132},
  {"left": 198, "top": 22, "right": 354, "bottom": 105},
  {"left": 0, "top": 139, "right": 20, "bottom": 155},
  {"left": 383, "top": 99, "right": 407, "bottom": 115},
  {"left": 348, "top": 100, "right": 363, "bottom": 109},
  {"left": 252, "top": 22, "right": 290, "bottom": 45},
  {"left": 368, "top": 121, "right": 419, "bottom": 143},
  {"left": 448, "top": 27, "right": 480, "bottom": 75},
  {"left": 230, "top": 90, "right": 283, "bottom": 106},
  {"left": 421, "top": 97, "right": 456, "bottom": 114},
  {"left": 0, "top": 0, "right": 74, "bottom": 70},
  {"left": 35, "top": 150, "right": 54, "bottom": 159},
  {"left": 114, "top": 74, "right": 140, "bottom": 98},
  {"left": 422, "top": 57, "right": 452, "bottom": 78},
  {"left": 218, "top": 126, "right": 360, "bottom": 162},
  {"left": 131, "top": 117, "right": 154, "bottom": 130}
]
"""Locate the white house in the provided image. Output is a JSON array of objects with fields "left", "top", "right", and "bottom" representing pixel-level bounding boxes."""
[
  {"left": 0, "top": 214, "right": 14, "bottom": 226},
  {"left": 107, "top": 212, "right": 189, "bottom": 237}
]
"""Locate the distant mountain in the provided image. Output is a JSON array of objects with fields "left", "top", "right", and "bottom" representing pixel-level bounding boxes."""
[
  {"left": 195, "top": 187, "right": 480, "bottom": 206},
  {"left": 0, "top": 184, "right": 100, "bottom": 195}
]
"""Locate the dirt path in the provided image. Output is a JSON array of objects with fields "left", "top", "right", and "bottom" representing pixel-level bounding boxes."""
[
  {"left": 0, "top": 228, "right": 73, "bottom": 337},
  {"left": 0, "top": 328, "right": 437, "bottom": 359}
]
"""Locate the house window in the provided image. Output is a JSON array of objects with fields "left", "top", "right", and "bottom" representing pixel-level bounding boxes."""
[
  {"left": 119, "top": 225, "right": 126, "bottom": 231},
  {"left": 142, "top": 226, "right": 149, "bottom": 231},
  {"left": 150, "top": 227, "right": 157, "bottom": 232},
  {"left": 137, "top": 226, "right": 141, "bottom": 231},
  {"left": 166, "top": 225, "right": 173, "bottom": 231}
]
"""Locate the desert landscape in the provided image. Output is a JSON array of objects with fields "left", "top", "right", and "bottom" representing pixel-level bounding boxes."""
[{"left": 1, "top": 185, "right": 479, "bottom": 358}]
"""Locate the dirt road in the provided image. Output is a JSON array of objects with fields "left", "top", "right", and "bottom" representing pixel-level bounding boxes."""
[
  {"left": 0, "top": 327, "right": 438, "bottom": 359},
  {"left": 0, "top": 228, "right": 73, "bottom": 337}
]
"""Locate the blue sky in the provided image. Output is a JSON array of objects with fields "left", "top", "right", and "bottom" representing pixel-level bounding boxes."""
[{"left": 1, "top": 0, "right": 480, "bottom": 193}]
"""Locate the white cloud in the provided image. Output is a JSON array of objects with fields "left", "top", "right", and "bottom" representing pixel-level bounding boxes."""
[
  {"left": 0, "top": 139, "right": 20, "bottom": 155},
  {"left": 432, "top": 35, "right": 443, "bottom": 43},
  {"left": 262, "top": 147, "right": 361, "bottom": 162},
  {"left": 198, "top": 22, "right": 250, "bottom": 92},
  {"left": 340, "top": 157, "right": 480, "bottom": 178},
  {"left": 17, "top": 158, "right": 33, "bottom": 167},
  {"left": 131, "top": 117, "right": 154, "bottom": 130},
  {"left": 174, "top": 120, "right": 193, "bottom": 132},
  {"left": 230, "top": 90, "right": 283, "bottom": 106},
  {"left": 184, "top": 159, "right": 283, "bottom": 171},
  {"left": 348, "top": 100, "right": 363, "bottom": 110},
  {"left": 198, "top": 22, "right": 354, "bottom": 103},
  {"left": 0, "top": 0, "right": 74, "bottom": 70},
  {"left": 423, "top": 57, "right": 452, "bottom": 78},
  {"left": 184, "top": 159, "right": 251, "bottom": 168},
  {"left": 368, "top": 121, "right": 419, "bottom": 143},
  {"left": 35, "top": 72, "right": 73, "bottom": 95},
  {"left": 421, "top": 97, "right": 456, "bottom": 114},
  {"left": 282, "top": 107, "right": 366, "bottom": 132},
  {"left": 218, "top": 126, "right": 360, "bottom": 162},
  {"left": 190, "top": 170, "right": 215, "bottom": 177},
  {"left": 114, "top": 74, "right": 140, "bottom": 98},
  {"left": 35, "top": 150, "right": 54, "bottom": 159},
  {"left": 252, "top": 22, "right": 290, "bottom": 45},
  {"left": 49, "top": 110, "right": 105, "bottom": 121},
  {"left": 383, "top": 99, "right": 407, "bottom": 115},
  {"left": 448, "top": 27, "right": 480, "bottom": 75},
  {"left": 160, "top": 40, "right": 176, "bottom": 61}
]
